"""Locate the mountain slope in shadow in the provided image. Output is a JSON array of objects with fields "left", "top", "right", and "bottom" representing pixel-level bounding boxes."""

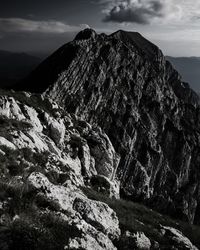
[{"left": 0, "top": 50, "right": 42, "bottom": 89}]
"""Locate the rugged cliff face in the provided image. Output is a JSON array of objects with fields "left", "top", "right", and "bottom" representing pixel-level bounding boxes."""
[
  {"left": 18, "top": 29, "right": 200, "bottom": 225},
  {"left": 0, "top": 90, "right": 199, "bottom": 250}
]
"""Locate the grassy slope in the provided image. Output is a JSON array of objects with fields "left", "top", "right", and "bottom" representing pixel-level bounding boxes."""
[{"left": 83, "top": 187, "right": 200, "bottom": 249}]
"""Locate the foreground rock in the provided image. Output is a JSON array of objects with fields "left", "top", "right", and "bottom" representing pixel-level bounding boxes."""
[
  {"left": 27, "top": 172, "right": 120, "bottom": 250},
  {"left": 0, "top": 91, "right": 120, "bottom": 249},
  {"left": 160, "top": 226, "right": 198, "bottom": 250},
  {"left": 119, "top": 231, "right": 151, "bottom": 250}
]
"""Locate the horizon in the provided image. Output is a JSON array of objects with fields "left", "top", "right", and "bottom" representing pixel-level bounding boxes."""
[
  {"left": 1, "top": 28, "right": 200, "bottom": 58},
  {"left": 1, "top": 1, "right": 200, "bottom": 57}
]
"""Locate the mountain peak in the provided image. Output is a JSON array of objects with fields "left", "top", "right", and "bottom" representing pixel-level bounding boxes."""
[
  {"left": 111, "top": 30, "right": 161, "bottom": 61},
  {"left": 74, "top": 28, "right": 97, "bottom": 41},
  {"left": 111, "top": 29, "right": 141, "bottom": 38}
]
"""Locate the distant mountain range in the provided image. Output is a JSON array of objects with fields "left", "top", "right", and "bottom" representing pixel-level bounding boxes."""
[
  {"left": 0, "top": 50, "right": 42, "bottom": 88},
  {"left": 166, "top": 56, "right": 200, "bottom": 92}
]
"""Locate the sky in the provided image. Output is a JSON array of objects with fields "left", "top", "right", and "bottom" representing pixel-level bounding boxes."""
[{"left": 0, "top": 0, "right": 200, "bottom": 57}]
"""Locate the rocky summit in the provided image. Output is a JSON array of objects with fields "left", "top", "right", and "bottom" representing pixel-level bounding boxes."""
[{"left": 1, "top": 29, "right": 200, "bottom": 249}]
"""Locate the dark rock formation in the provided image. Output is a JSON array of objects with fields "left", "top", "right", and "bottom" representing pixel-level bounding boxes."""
[{"left": 17, "top": 29, "right": 200, "bottom": 224}]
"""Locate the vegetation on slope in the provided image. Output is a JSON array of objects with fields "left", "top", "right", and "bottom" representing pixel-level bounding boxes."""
[{"left": 83, "top": 187, "right": 200, "bottom": 249}]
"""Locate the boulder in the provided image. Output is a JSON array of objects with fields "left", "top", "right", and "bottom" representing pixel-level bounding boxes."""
[
  {"left": 87, "top": 130, "right": 120, "bottom": 180},
  {"left": 119, "top": 231, "right": 151, "bottom": 250},
  {"left": 73, "top": 197, "right": 120, "bottom": 240},
  {"left": 90, "top": 175, "right": 120, "bottom": 199},
  {"left": 44, "top": 113, "right": 65, "bottom": 145},
  {"left": 160, "top": 226, "right": 198, "bottom": 250}
]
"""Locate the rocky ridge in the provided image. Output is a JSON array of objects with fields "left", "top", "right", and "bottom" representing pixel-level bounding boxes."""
[
  {"left": 0, "top": 90, "right": 199, "bottom": 249},
  {"left": 18, "top": 29, "right": 200, "bottom": 224}
]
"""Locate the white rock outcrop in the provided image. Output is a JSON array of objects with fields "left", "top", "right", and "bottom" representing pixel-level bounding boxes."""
[
  {"left": 27, "top": 172, "right": 120, "bottom": 249},
  {"left": 119, "top": 231, "right": 151, "bottom": 250},
  {"left": 44, "top": 112, "right": 65, "bottom": 144},
  {"left": 0, "top": 136, "right": 17, "bottom": 150},
  {"left": 0, "top": 93, "right": 121, "bottom": 249}
]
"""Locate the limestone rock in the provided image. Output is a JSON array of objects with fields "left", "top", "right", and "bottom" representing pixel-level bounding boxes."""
[
  {"left": 67, "top": 233, "right": 117, "bottom": 250},
  {"left": 44, "top": 112, "right": 65, "bottom": 145},
  {"left": 0, "top": 136, "right": 16, "bottom": 150},
  {"left": 119, "top": 231, "right": 151, "bottom": 250},
  {"left": 0, "top": 96, "right": 25, "bottom": 120},
  {"left": 160, "top": 226, "right": 198, "bottom": 250},
  {"left": 0, "top": 91, "right": 121, "bottom": 249},
  {"left": 86, "top": 129, "right": 120, "bottom": 180},
  {"left": 23, "top": 105, "right": 43, "bottom": 132},
  {"left": 27, "top": 172, "right": 120, "bottom": 249},
  {"left": 73, "top": 197, "right": 120, "bottom": 240},
  {"left": 0, "top": 93, "right": 119, "bottom": 187},
  {"left": 90, "top": 175, "right": 120, "bottom": 199},
  {"left": 19, "top": 29, "right": 200, "bottom": 223}
]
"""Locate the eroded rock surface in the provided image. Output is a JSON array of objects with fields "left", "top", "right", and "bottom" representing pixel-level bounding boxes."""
[
  {"left": 119, "top": 231, "right": 151, "bottom": 250},
  {"left": 19, "top": 29, "right": 200, "bottom": 223},
  {"left": 160, "top": 226, "right": 198, "bottom": 250},
  {"left": 0, "top": 91, "right": 120, "bottom": 249}
]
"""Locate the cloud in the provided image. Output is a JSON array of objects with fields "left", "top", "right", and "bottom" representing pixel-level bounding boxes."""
[
  {"left": 0, "top": 18, "right": 89, "bottom": 34},
  {"left": 103, "top": 0, "right": 164, "bottom": 24},
  {"left": 101, "top": 0, "right": 200, "bottom": 25}
]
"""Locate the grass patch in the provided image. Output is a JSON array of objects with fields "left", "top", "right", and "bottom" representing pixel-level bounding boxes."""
[
  {"left": 82, "top": 187, "right": 200, "bottom": 248},
  {"left": 0, "top": 170, "right": 81, "bottom": 250},
  {"left": 0, "top": 210, "right": 81, "bottom": 250}
]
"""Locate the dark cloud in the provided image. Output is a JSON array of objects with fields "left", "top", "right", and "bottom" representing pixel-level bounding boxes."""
[{"left": 103, "top": 0, "right": 164, "bottom": 24}]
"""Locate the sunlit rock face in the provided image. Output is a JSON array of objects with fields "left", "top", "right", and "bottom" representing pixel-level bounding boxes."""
[
  {"left": 0, "top": 91, "right": 121, "bottom": 249},
  {"left": 0, "top": 92, "right": 120, "bottom": 191},
  {"left": 17, "top": 29, "right": 200, "bottom": 224},
  {"left": 119, "top": 231, "right": 152, "bottom": 250}
]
